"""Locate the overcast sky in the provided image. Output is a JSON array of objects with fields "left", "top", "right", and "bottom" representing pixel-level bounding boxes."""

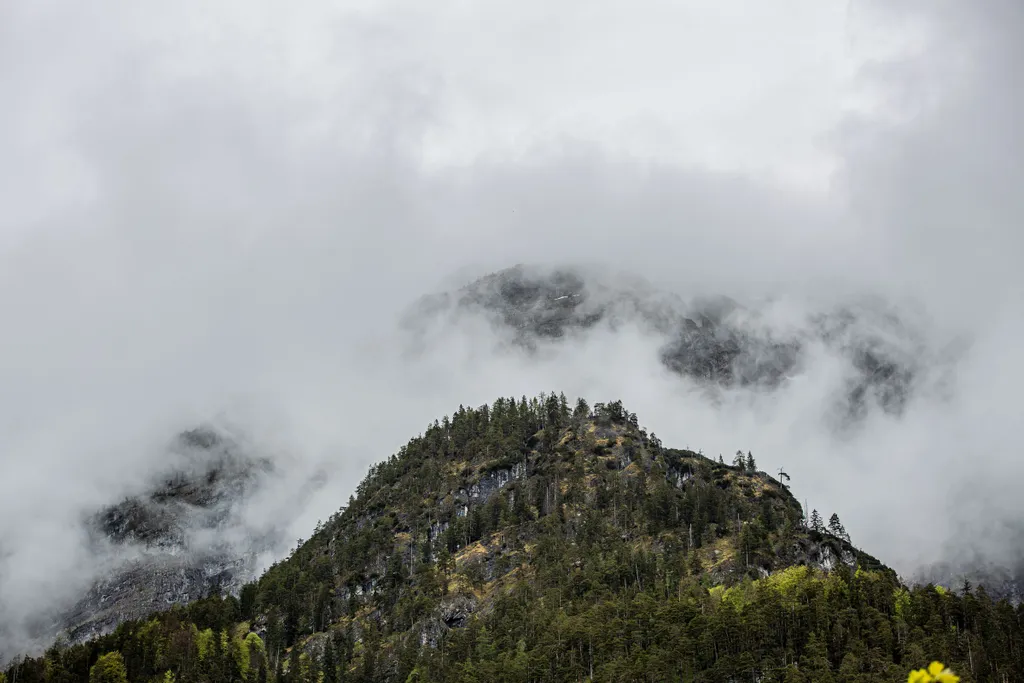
[{"left": 1, "top": 0, "right": 1022, "bottom": 655}]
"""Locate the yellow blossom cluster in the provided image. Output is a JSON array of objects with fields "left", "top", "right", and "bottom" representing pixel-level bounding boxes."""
[{"left": 908, "top": 661, "right": 959, "bottom": 683}]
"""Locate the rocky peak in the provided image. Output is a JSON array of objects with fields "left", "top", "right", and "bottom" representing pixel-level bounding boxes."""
[{"left": 59, "top": 426, "right": 276, "bottom": 645}]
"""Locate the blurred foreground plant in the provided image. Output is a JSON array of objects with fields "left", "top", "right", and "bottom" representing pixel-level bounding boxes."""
[{"left": 908, "top": 661, "right": 959, "bottom": 683}]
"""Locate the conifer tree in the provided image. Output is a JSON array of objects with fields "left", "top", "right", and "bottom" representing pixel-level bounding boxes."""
[
  {"left": 801, "top": 632, "right": 832, "bottom": 680},
  {"left": 322, "top": 644, "right": 337, "bottom": 683},
  {"left": 573, "top": 397, "right": 589, "bottom": 419},
  {"left": 810, "top": 509, "right": 824, "bottom": 533},
  {"left": 558, "top": 392, "right": 570, "bottom": 421},
  {"left": 827, "top": 513, "right": 849, "bottom": 543}
]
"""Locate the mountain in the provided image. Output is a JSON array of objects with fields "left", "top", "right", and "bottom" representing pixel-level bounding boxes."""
[
  {"left": 405, "top": 265, "right": 933, "bottom": 425},
  {"left": 407, "top": 266, "right": 1022, "bottom": 600},
  {"left": 7, "top": 395, "right": 1021, "bottom": 683},
  {"left": 56, "top": 427, "right": 279, "bottom": 646}
]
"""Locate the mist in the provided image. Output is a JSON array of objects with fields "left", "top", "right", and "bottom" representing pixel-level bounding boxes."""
[{"left": 2, "top": 0, "right": 1022, "bottom": 658}]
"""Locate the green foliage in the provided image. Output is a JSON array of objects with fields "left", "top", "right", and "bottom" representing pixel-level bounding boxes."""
[
  {"left": 88, "top": 653, "right": 127, "bottom": 683},
  {"left": 5, "top": 394, "right": 1023, "bottom": 683},
  {"left": 196, "top": 628, "right": 214, "bottom": 661}
]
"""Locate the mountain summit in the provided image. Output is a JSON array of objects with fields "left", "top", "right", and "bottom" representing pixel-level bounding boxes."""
[{"left": 10, "top": 395, "right": 1021, "bottom": 682}]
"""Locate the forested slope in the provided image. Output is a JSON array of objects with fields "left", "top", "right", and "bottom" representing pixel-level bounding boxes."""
[{"left": 4, "top": 395, "right": 1021, "bottom": 682}]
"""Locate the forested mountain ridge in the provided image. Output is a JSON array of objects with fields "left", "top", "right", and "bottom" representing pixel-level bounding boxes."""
[{"left": 5, "top": 395, "right": 1022, "bottom": 682}]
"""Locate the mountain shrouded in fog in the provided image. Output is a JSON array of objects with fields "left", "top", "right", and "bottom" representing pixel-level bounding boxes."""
[
  {"left": 0, "top": 426, "right": 326, "bottom": 660},
  {"left": 4, "top": 261, "right": 1008, "bottom": 663},
  {"left": 3, "top": 0, "right": 1024, "bottom": 673},
  {"left": 58, "top": 428, "right": 277, "bottom": 645}
]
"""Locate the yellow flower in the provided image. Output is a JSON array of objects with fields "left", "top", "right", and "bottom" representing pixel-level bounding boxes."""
[{"left": 907, "top": 661, "right": 960, "bottom": 683}]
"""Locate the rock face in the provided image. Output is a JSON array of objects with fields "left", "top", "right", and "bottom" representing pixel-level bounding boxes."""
[
  {"left": 61, "top": 555, "right": 246, "bottom": 644},
  {"left": 60, "top": 427, "right": 276, "bottom": 644},
  {"left": 405, "top": 265, "right": 933, "bottom": 424}
]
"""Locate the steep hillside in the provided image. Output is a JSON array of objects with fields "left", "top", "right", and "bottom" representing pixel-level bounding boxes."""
[
  {"left": 5, "top": 396, "right": 1022, "bottom": 683},
  {"left": 258, "top": 395, "right": 886, "bottom": 635}
]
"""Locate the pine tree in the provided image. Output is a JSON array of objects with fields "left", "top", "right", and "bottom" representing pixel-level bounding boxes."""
[
  {"left": 801, "top": 632, "right": 832, "bottom": 681},
  {"left": 688, "top": 550, "right": 703, "bottom": 576},
  {"left": 827, "top": 513, "right": 848, "bottom": 542},
  {"left": 745, "top": 450, "right": 756, "bottom": 473},
  {"left": 286, "top": 647, "right": 302, "bottom": 683},
  {"left": 810, "top": 509, "right": 824, "bottom": 533},
  {"left": 322, "top": 640, "right": 337, "bottom": 683},
  {"left": 573, "top": 397, "right": 589, "bottom": 419},
  {"left": 558, "top": 392, "right": 570, "bottom": 422},
  {"left": 544, "top": 393, "right": 562, "bottom": 433},
  {"left": 240, "top": 583, "right": 258, "bottom": 620}
]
